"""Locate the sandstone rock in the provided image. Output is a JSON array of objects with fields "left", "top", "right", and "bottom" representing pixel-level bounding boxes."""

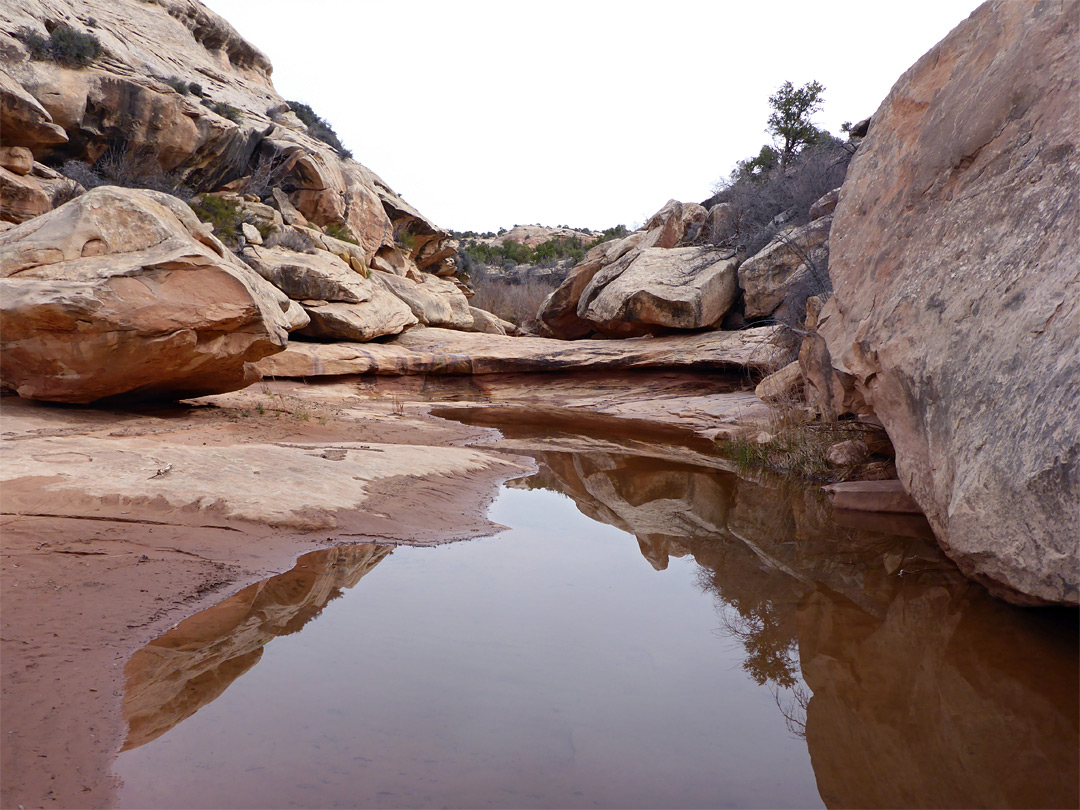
[
  {"left": 821, "top": 0, "right": 1079, "bottom": 605},
  {"left": 0, "top": 186, "right": 296, "bottom": 402},
  {"left": 271, "top": 187, "right": 308, "bottom": 227},
  {"left": 0, "top": 167, "right": 51, "bottom": 223},
  {"left": 371, "top": 272, "right": 473, "bottom": 329},
  {"left": 822, "top": 480, "right": 923, "bottom": 514},
  {"left": 640, "top": 199, "right": 707, "bottom": 249},
  {"left": 0, "top": 146, "right": 33, "bottom": 175},
  {"left": 241, "top": 221, "right": 262, "bottom": 245},
  {"left": 537, "top": 232, "right": 645, "bottom": 339},
  {"left": 0, "top": 68, "right": 67, "bottom": 152},
  {"left": 738, "top": 215, "right": 831, "bottom": 323},
  {"left": 808, "top": 187, "right": 840, "bottom": 221},
  {"left": 754, "top": 361, "right": 803, "bottom": 405},
  {"left": 826, "top": 439, "right": 869, "bottom": 467},
  {"left": 466, "top": 306, "right": 518, "bottom": 336},
  {"left": 703, "top": 202, "right": 735, "bottom": 244},
  {"left": 296, "top": 291, "right": 418, "bottom": 342},
  {"left": 260, "top": 325, "right": 796, "bottom": 377},
  {"left": 244, "top": 246, "right": 370, "bottom": 303},
  {"left": 800, "top": 296, "right": 867, "bottom": 421},
  {"left": 578, "top": 247, "right": 739, "bottom": 334}
]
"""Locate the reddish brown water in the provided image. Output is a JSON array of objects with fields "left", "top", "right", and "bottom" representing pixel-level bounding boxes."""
[{"left": 113, "top": 425, "right": 1079, "bottom": 809}]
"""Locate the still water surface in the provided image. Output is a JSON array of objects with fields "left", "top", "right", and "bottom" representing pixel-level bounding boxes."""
[{"left": 113, "top": 434, "right": 1079, "bottom": 809}]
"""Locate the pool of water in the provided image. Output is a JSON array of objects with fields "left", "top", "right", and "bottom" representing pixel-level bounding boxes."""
[{"left": 113, "top": 438, "right": 1079, "bottom": 809}]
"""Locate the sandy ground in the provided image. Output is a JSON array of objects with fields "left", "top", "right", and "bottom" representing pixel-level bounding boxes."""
[{"left": 0, "top": 379, "right": 534, "bottom": 810}]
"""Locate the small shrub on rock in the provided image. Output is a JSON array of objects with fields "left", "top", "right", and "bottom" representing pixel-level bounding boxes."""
[
  {"left": 324, "top": 222, "right": 359, "bottom": 245},
  {"left": 285, "top": 100, "right": 353, "bottom": 159},
  {"left": 17, "top": 23, "right": 102, "bottom": 68},
  {"left": 188, "top": 195, "right": 242, "bottom": 245}
]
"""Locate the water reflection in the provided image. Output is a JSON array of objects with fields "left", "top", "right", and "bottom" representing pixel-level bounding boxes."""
[
  {"left": 122, "top": 544, "right": 390, "bottom": 751},
  {"left": 119, "top": 421, "right": 1078, "bottom": 809},
  {"left": 513, "top": 444, "right": 1079, "bottom": 809}
]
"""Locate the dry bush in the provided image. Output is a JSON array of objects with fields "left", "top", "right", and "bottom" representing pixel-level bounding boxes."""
[
  {"left": 721, "top": 391, "right": 890, "bottom": 482},
  {"left": 466, "top": 264, "right": 561, "bottom": 329}
]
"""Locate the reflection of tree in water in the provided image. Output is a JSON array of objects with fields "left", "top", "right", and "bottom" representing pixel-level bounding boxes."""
[{"left": 716, "top": 590, "right": 799, "bottom": 689}]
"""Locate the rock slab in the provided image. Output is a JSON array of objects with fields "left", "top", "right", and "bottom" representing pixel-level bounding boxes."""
[
  {"left": 0, "top": 186, "right": 297, "bottom": 402},
  {"left": 821, "top": 0, "right": 1080, "bottom": 605}
]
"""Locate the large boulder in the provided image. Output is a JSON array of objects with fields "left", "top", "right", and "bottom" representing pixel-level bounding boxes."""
[
  {"left": 372, "top": 271, "right": 474, "bottom": 329},
  {"left": 820, "top": 0, "right": 1079, "bottom": 605},
  {"left": 738, "top": 214, "right": 832, "bottom": 324},
  {"left": 537, "top": 200, "right": 729, "bottom": 339},
  {"left": 295, "top": 292, "right": 417, "bottom": 342},
  {"left": 0, "top": 166, "right": 51, "bottom": 223},
  {"left": 244, "top": 246, "right": 371, "bottom": 303},
  {"left": 0, "top": 186, "right": 300, "bottom": 402},
  {"left": 577, "top": 246, "right": 739, "bottom": 335}
]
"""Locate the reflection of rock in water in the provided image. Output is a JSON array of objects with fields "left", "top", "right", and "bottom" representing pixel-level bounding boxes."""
[
  {"left": 122, "top": 544, "right": 390, "bottom": 751},
  {"left": 801, "top": 586, "right": 1079, "bottom": 810},
  {"left": 524, "top": 449, "right": 1079, "bottom": 809}
]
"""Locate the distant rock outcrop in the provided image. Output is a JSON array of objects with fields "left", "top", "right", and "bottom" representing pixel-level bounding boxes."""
[
  {"left": 537, "top": 193, "right": 838, "bottom": 341},
  {"left": 817, "top": 0, "right": 1079, "bottom": 605},
  {"left": 0, "top": 186, "right": 302, "bottom": 402}
]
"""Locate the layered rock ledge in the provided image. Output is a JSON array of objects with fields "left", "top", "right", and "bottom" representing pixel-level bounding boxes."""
[{"left": 257, "top": 325, "right": 796, "bottom": 378}]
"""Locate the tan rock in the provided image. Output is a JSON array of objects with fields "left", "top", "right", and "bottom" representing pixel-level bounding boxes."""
[
  {"left": 821, "top": 0, "right": 1079, "bottom": 604},
  {"left": 578, "top": 246, "right": 739, "bottom": 334},
  {"left": 296, "top": 290, "right": 417, "bottom": 342},
  {"left": 0, "top": 186, "right": 295, "bottom": 403},
  {"left": 0, "top": 146, "right": 34, "bottom": 175},
  {"left": 244, "top": 246, "right": 370, "bottom": 303},
  {"left": 826, "top": 439, "right": 869, "bottom": 467},
  {"left": 466, "top": 306, "right": 518, "bottom": 336},
  {"left": 800, "top": 296, "right": 867, "bottom": 421},
  {"left": 737, "top": 215, "right": 832, "bottom": 323},
  {"left": 809, "top": 187, "right": 840, "bottom": 221},
  {"left": 0, "top": 68, "right": 68, "bottom": 152},
  {"left": 0, "top": 167, "right": 51, "bottom": 223},
  {"left": 260, "top": 325, "right": 796, "bottom": 377},
  {"left": 640, "top": 199, "right": 708, "bottom": 249},
  {"left": 241, "top": 221, "right": 262, "bottom": 245},
  {"left": 822, "top": 481, "right": 923, "bottom": 514},
  {"left": 372, "top": 272, "right": 473, "bottom": 329},
  {"left": 754, "top": 361, "right": 803, "bottom": 405},
  {"left": 271, "top": 188, "right": 308, "bottom": 227}
]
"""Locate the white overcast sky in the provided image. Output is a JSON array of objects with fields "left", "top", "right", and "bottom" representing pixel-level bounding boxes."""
[{"left": 202, "top": 0, "right": 982, "bottom": 232}]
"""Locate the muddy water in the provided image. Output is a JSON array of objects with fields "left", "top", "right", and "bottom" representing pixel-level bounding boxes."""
[{"left": 113, "top": 418, "right": 1079, "bottom": 809}]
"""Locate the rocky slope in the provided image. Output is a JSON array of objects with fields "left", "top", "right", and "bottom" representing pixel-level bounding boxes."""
[
  {"left": 812, "top": 0, "right": 1079, "bottom": 605},
  {"left": 0, "top": 0, "right": 499, "bottom": 401}
]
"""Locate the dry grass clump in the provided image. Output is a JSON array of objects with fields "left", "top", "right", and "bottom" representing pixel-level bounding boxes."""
[{"left": 721, "top": 396, "right": 890, "bottom": 482}]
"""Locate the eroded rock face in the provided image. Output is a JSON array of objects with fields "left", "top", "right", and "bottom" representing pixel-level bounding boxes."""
[
  {"left": 578, "top": 247, "right": 739, "bottom": 335},
  {"left": 538, "top": 201, "right": 737, "bottom": 339},
  {"left": 738, "top": 214, "right": 831, "bottom": 324},
  {"left": 0, "top": 1, "right": 459, "bottom": 275},
  {"left": 821, "top": 0, "right": 1080, "bottom": 605},
  {"left": 0, "top": 187, "right": 297, "bottom": 402}
]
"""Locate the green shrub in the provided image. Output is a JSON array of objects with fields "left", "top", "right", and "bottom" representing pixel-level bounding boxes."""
[
  {"left": 188, "top": 195, "right": 242, "bottom": 245},
  {"left": 18, "top": 23, "right": 102, "bottom": 68},
  {"left": 212, "top": 102, "right": 242, "bottom": 123},
  {"left": 285, "top": 100, "right": 353, "bottom": 159},
  {"left": 164, "top": 76, "right": 190, "bottom": 94},
  {"left": 188, "top": 82, "right": 204, "bottom": 97},
  {"left": 324, "top": 222, "right": 359, "bottom": 245},
  {"left": 394, "top": 226, "right": 417, "bottom": 252}
]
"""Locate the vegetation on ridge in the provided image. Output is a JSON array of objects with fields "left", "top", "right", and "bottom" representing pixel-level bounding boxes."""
[
  {"left": 286, "top": 100, "right": 353, "bottom": 159},
  {"left": 17, "top": 23, "right": 102, "bottom": 68}
]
